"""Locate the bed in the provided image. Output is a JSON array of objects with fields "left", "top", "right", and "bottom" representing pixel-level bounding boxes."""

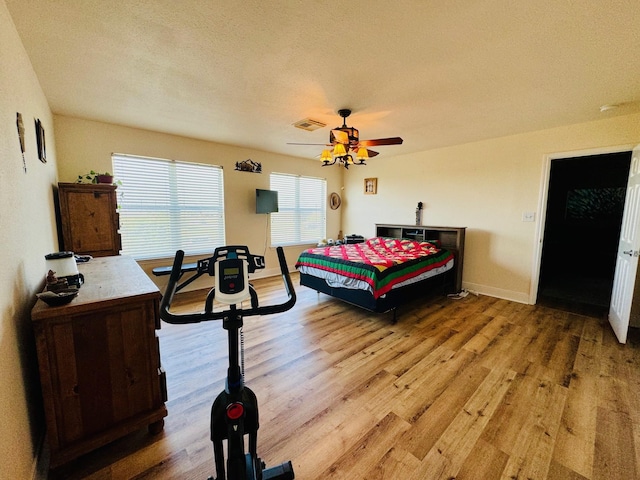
[{"left": 295, "top": 236, "right": 458, "bottom": 322}]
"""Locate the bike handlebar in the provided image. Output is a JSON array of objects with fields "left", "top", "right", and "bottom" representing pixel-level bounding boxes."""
[{"left": 159, "top": 246, "right": 296, "bottom": 324}]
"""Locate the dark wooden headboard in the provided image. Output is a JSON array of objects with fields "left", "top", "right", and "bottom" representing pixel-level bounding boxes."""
[{"left": 375, "top": 224, "right": 466, "bottom": 293}]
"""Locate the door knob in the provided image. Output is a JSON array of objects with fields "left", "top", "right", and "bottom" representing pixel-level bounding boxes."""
[{"left": 623, "top": 250, "right": 635, "bottom": 256}]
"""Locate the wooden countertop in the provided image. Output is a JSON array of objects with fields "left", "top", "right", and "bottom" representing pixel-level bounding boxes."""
[{"left": 32, "top": 255, "right": 160, "bottom": 321}]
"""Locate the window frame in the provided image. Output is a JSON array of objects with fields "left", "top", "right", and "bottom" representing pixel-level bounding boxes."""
[
  {"left": 112, "top": 153, "right": 226, "bottom": 260},
  {"left": 269, "top": 172, "right": 327, "bottom": 247}
]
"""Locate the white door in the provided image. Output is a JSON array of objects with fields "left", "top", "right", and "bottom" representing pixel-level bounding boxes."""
[{"left": 609, "top": 145, "right": 640, "bottom": 343}]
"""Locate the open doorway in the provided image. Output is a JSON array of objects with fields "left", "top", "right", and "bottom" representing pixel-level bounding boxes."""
[{"left": 537, "top": 151, "right": 632, "bottom": 315}]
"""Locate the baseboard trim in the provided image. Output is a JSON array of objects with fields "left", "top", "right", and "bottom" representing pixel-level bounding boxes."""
[{"left": 462, "top": 282, "right": 531, "bottom": 304}]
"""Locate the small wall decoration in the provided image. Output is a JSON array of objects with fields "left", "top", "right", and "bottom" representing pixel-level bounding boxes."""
[
  {"left": 16, "top": 112, "right": 26, "bottom": 173},
  {"left": 235, "top": 159, "right": 262, "bottom": 173},
  {"left": 35, "top": 118, "right": 46, "bottom": 163},
  {"left": 329, "top": 192, "right": 342, "bottom": 210},
  {"left": 364, "top": 178, "right": 377, "bottom": 195}
]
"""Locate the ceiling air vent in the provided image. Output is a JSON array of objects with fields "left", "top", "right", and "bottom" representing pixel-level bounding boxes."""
[{"left": 293, "top": 118, "right": 326, "bottom": 131}]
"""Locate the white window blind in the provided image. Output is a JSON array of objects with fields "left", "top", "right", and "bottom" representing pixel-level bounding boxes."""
[
  {"left": 270, "top": 173, "right": 326, "bottom": 246},
  {"left": 112, "top": 154, "right": 225, "bottom": 260}
]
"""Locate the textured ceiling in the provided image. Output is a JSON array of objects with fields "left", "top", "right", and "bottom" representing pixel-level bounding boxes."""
[{"left": 6, "top": 0, "right": 640, "bottom": 161}]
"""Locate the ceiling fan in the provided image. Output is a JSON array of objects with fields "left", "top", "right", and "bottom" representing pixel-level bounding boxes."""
[{"left": 288, "top": 109, "right": 403, "bottom": 169}]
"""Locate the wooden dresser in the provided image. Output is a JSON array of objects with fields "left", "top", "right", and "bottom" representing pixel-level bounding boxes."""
[{"left": 31, "top": 256, "right": 167, "bottom": 468}]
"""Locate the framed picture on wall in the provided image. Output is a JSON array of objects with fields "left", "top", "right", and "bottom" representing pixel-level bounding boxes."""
[
  {"left": 364, "top": 178, "right": 377, "bottom": 195},
  {"left": 35, "top": 119, "right": 46, "bottom": 163}
]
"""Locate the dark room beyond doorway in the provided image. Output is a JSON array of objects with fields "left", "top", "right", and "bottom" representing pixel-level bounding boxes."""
[{"left": 537, "top": 151, "right": 632, "bottom": 315}]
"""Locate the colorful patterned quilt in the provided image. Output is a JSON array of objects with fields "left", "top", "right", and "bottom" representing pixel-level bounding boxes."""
[{"left": 295, "top": 237, "right": 454, "bottom": 298}]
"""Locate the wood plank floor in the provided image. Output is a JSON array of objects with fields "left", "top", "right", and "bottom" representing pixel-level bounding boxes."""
[{"left": 49, "top": 273, "right": 640, "bottom": 479}]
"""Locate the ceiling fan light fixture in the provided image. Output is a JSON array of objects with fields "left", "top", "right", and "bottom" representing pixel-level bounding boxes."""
[
  {"left": 333, "top": 143, "right": 347, "bottom": 156},
  {"left": 357, "top": 147, "right": 369, "bottom": 161},
  {"left": 289, "top": 108, "right": 403, "bottom": 169},
  {"left": 320, "top": 149, "right": 333, "bottom": 165}
]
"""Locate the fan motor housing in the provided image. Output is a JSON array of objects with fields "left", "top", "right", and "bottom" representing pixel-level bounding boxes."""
[{"left": 330, "top": 126, "right": 359, "bottom": 145}]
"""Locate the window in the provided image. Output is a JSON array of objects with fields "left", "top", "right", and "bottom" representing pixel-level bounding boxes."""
[
  {"left": 112, "top": 154, "right": 225, "bottom": 260},
  {"left": 270, "top": 173, "right": 326, "bottom": 246}
]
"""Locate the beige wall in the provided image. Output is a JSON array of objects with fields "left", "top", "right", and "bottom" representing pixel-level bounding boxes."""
[
  {"left": 343, "top": 113, "right": 640, "bottom": 302},
  {"left": 54, "top": 115, "right": 344, "bottom": 292},
  {"left": 0, "top": 2, "right": 59, "bottom": 478}
]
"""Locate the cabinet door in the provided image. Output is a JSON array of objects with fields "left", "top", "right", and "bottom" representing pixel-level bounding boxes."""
[
  {"left": 63, "top": 189, "right": 117, "bottom": 255},
  {"left": 46, "top": 301, "right": 162, "bottom": 447}
]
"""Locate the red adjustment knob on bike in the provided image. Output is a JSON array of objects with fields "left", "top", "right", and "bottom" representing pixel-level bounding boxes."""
[{"left": 226, "top": 402, "right": 244, "bottom": 420}]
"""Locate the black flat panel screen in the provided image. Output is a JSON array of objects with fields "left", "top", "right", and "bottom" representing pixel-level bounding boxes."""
[{"left": 256, "top": 189, "right": 278, "bottom": 214}]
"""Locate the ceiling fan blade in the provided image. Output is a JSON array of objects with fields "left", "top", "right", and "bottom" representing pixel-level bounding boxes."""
[
  {"left": 367, "top": 149, "right": 380, "bottom": 158},
  {"left": 331, "top": 129, "right": 349, "bottom": 144},
  {"left": 358, "top": 137, "right": 403, "bottom": 147}
]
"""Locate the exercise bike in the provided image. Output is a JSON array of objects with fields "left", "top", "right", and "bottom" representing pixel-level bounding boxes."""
[{"left": 160, "top": 245, "right": 296, "bottom": 480}]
